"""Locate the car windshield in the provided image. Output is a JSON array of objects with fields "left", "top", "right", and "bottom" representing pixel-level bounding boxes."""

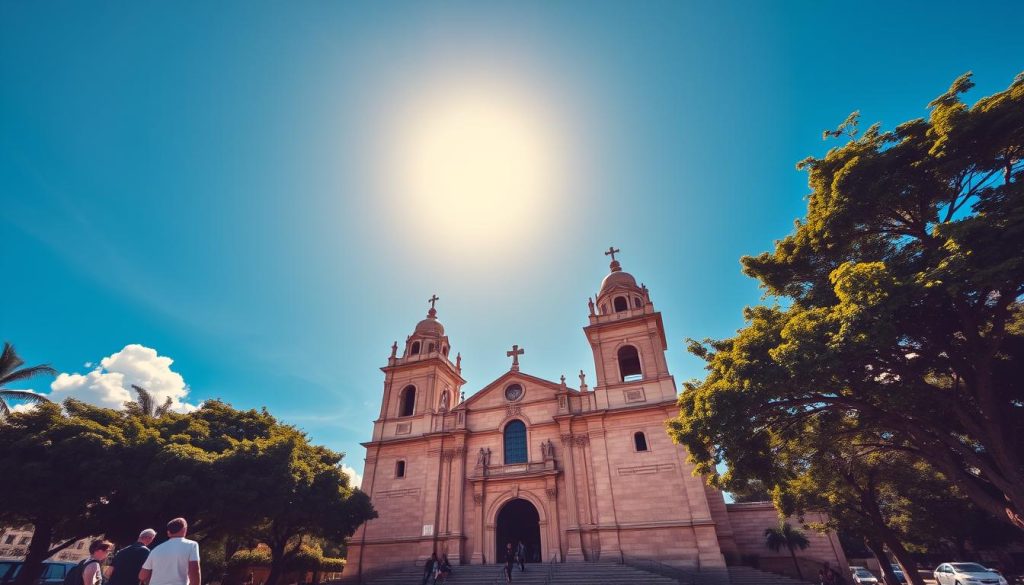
[
  {"left": 952, "top": 564, "right": 990, "bottom": 573},
  {"left": 857, "top": 571, "right": 875, "bottom": 578}
]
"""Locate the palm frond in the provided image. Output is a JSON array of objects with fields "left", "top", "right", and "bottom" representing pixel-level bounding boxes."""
[
  {"left": 132, "top": 385, "right": 154, "bottom": 416},
  {"left": 0, "top": 363, "right": 58, "bottom": 386},
  {"left": 0, "top": 399, "right": 9, "bottom": 418},
  {"left": 154, "top": 396, "right": 174, "bottom": 418},
  {"left": 0, "top": 342, "right": 25, "bottom": 379},
  {"left": 0, "top": 389, "right": 51, "bottom": 403}
]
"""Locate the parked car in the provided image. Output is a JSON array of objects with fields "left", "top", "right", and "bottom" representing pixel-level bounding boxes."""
[
  {"left": 934, "top": 563, "right": 1009, "bottom": 585},
  {"left": 890, "top": 564, "right": 908, "bottom": 584},
  {"left": 0, "top": 561, "right": 78, "bottom": 585},
  {"left": 852, "top": 568, "right": 880, "bottom": 585}
]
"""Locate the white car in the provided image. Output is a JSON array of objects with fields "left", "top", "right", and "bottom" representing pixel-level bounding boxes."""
[
  {"left": 851, "top": 568, "right": 879, "bottom": 585},
  {"left": 934, "top": 563, "right": 1008, "bottom": 585}
]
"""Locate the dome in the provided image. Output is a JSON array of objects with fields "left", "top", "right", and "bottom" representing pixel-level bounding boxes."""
[
  {"left": 414, "top": 316, "right": 445, "bottom": 337},
  {"left": 599, "top": 270, "right": 639, "bottom": 295}
]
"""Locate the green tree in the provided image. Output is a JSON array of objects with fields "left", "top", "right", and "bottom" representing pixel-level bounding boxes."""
[
  {"left": 764, "top": 522, "right": 810, "bottom": 580},
  {"left": 217, "top": 427, "right": 375, "bottom": 585},
  {"left": 669, "top": 72, "right": 1024, "bottom": 530},
  {"left": 0, "top": 401, "right": 128, "bottom": 585},
  {"left": 125, "top": 384, "right": 174, "bottom": 418},
  {"left": 0, "top": 342, "right": 54, "bottom": 417}
]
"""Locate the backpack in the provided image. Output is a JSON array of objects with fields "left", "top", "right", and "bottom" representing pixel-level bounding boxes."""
[{"left": 63, "top": 559, "right": 99, "bottom": 585}]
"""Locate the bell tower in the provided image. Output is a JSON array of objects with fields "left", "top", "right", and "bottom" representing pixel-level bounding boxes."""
[
  {"left": 371, "top": 295, "right": 465, "bottom": 442},
  {"left": 583, "top": 247, "right": 677, "bottom": 410}
]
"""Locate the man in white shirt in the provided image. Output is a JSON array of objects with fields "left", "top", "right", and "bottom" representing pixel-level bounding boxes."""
[{"left": 139, "top": 518, "right": 201, "bottom": 585}]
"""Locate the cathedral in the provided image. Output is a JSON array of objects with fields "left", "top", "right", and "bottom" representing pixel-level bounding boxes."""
[{"left": 345, "top": 250, "right": 847, "bottom": 580}]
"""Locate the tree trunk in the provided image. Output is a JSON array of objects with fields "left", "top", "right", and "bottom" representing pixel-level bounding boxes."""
[
  {"left": 15, "top": 522, "right": 53, "bottom": 585},
  {"left": 265, "top": 544, "right": 287, "bottom": 585},
  {"left": 864, "top": 538, "right": 900, "bottom": 585},
  {"left": 878, "top": 535, "right": 924, "bottom": 585},
  {"left": 788, "top": 545, "right": 805, "bottom": 581}
]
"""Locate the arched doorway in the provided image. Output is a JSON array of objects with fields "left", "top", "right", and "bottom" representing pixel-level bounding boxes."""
[{"left": 494, "top": 498, "right": 541, "bottom": 564}]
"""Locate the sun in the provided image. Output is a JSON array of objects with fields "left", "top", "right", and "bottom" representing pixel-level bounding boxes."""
[{"left": 388, "top": 81, "right": 567, "bottom": 255}]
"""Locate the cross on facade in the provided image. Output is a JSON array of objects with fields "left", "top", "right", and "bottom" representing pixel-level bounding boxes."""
[
  {"left": 506, "top": 344, "right": 525, "bottom": 371},
  {"left": 428, "top": 294, "right": 440, "bottom": 310},
  {"left": 604, "top": 246, "right": 620, "bottom": 262}
]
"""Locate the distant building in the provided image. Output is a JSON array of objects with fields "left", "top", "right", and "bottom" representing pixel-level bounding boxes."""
[
  {"left": 345, "top": 250, "right": 849, "bottom": 580},
  {"left": 0, "top": 526, "right": 93, "bottom": 563}
]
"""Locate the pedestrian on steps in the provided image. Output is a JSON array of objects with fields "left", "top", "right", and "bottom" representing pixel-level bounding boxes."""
[
  {"left": 503, "top": 543, "right": 514, "bottom": 583},
  {"left": 515, "top": 540, "right": 526, "bottom": 572}
]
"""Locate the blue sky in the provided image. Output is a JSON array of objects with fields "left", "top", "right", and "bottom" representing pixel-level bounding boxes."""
[{"left": 3, "top": 1, "right": 1022, "bottom": 484}]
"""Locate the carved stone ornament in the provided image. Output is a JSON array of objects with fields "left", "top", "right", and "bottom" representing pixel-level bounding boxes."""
[
  {"left": 473, "top": 493, "right": 484, "bottom": 504},
  {"left": 546, "top": 487, "right": 558, "bottom": 499}
]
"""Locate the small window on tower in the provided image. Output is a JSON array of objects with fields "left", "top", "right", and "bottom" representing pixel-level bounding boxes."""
[
  {"left": 633, "top": 296, "right": 643, "bottom": 308},
  {"left": 618, "top": 345, "right": 642, "bottom": 381},
  {"left": 428, "top": 343, "right": 435, "bottom": 353},
  {"left": 396, "top": 460, "right": 406, "bottom": 478},
  {"left": 410, "top": 341, "right": 421, "bottom": 355},
  {"left": 634, "top": 432, "right": 649, "bottom": 452},
  {"left": 442, "top": 346, "right": 449, "bottom": 356},
  {"left": 399, "top": 385, "right": 416, "bottom": 417},
  {"left": 614, "top": 296, "right": 628, "bottom": 312}
]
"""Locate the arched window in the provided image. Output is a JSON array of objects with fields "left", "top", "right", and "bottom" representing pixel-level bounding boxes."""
[
  {"left": 600, "top": 304, "right": 608, "bottom": 314},
  {"left": 614, "top": 296, "right": 628, "bottom": 312},
  {"left": 633, "top": 296, "right": 643, "bottom": 308},
  {"left": 634, "top": 432, "right": 649, "bottom": 452},
  {"left": 410, "top": 341, "right": 421, "bottom": 355},
  {"left": 396, "top": 460, "right": 406, "bottom": 478},
  {"left": 442, "top": 346, "right": 449, "bottom": 357},
  {"left": 503, "top": 420, "right": 527, "bottom": 464},
  {"left": 428, "top": 343, "right": 435, "bottom": 353},
  {"left": 618, "top": 345, "right": 642, "bottom": 381},
  {"left": 399, "top": 385, "right": 416, "bottom": 417}
]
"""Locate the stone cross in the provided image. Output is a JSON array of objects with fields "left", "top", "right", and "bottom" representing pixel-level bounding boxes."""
[
  {"left": 428, "top": 294, "right": 440, "bottom": 310},
  {"left": 579, "top": 370, "right": 588, "bottom": 391},
  {"left": 390, "top": 341, "right": 397, "bottom": 358},
  {"left": 604, "top": 246, "right": 620, "bottom": 262},
  {"left": 506, "top": 344, "right": 525, "bottom": 371}
]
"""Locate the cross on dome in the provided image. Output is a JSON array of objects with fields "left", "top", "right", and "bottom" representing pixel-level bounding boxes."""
[
  {"left": 506, "top": 344, "right": 525, "bottom": 371},
  {"left": 605, "top": 246, "right": 623, "bottom": 272},
  {"left": 427, "top": 294, "right": 439, "bottom": 318}
]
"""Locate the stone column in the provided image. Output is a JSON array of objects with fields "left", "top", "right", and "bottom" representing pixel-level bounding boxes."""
[
  {"left": 453, "top": 445, "right": 467, "bottom": 562},
  {"left": 470, "top": 488, "right": 485, "bottom": 564},
  {"left": 560, "top": 433, "right": 585, "bottom": 561}
]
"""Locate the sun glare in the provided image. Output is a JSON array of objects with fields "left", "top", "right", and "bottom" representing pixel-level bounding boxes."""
[{"left": 389, "top": 82, "right": 567, "bottom": 256}]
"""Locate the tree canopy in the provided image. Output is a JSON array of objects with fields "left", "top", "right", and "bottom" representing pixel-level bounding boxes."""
[
  {"left": 0, "top": 399, "right": 374, "bottom": 585},
  {"left": 669, "top": 71, "right": 1024, "bottom": 531}
]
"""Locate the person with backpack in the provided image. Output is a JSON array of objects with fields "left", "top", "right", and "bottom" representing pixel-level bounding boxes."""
[
  {"left": 107, "top": 529, "right": 154, "bottom": 585},
  {"left": 64, "top": 540, "right": 113, "bottom": 585},
  {"left": 139, "top": 518, "right": 201, "bottom": 585}
]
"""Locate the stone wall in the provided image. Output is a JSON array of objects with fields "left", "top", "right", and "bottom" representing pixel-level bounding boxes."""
[{"left": 726, "top": 501, "right": 849, "bottom": 580}]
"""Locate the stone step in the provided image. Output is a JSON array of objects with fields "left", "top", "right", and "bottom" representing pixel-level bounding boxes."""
[{"left": 359, "top": 561, "right": 689, "bottom": 585}]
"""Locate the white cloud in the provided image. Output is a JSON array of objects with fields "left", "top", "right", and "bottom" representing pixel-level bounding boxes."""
[
  {"left": 341, "top": 464, "right": 363, "bottom": 489},
  {"left": 43, "top": 344, "right": 200, "bottom": 413}
]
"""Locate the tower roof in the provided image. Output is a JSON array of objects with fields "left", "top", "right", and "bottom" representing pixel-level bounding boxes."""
[
  {"left": 413, "top": 294, "right": 445, "bottom": 337},
  {"left": 598, "top": 246, "right": 641, "bottom": 295}
]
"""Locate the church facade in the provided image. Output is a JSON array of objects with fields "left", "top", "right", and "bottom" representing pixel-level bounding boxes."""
[{"left": 345, "top": 251, "right": 847, "bottom": 579}]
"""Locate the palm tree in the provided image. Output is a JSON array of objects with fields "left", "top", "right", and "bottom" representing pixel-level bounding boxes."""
[
  {"left": 0, "top": 342, "right": 55, "bottom": 417},
  {"left": 765, "top": 521, "right": 811, "bottom": 580},
  {"left": 125, "top": 384, "right": 174, "bottom": 418}
]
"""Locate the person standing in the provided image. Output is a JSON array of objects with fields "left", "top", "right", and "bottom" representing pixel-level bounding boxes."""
[
  {"left": 107, "top": 529, "right": 155, "bottom": 585},
  {"left": 139, "top": 518, "right": 201, "bottom": 585},
  {"left": 421, "top": 553, "right": 437, "bottom": 585},
  {"left": 80, "top": 541, "right": 113, "bottom": 585},
  {"left": 503, "top": 543, "right": 514, "bottom": 584},
  {"left": 515, "top": 540, "right": 526, "bottom": 572}
]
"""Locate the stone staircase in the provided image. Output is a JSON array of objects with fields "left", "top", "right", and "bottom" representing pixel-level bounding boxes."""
[
  {"left": 354, "top": 561, "right": 809, "bottom": 585},
  {"left": 357, "top": 561, "right": 681, "bottom": 585}
]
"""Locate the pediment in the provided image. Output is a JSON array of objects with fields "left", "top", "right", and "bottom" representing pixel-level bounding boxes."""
[{"left": 456, "top": 370, "right": 577, "bottom": 411}]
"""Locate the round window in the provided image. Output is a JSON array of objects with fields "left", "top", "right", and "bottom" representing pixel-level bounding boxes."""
[{"left": 504, "top": 383, "right": 524, "bottom": 402}]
